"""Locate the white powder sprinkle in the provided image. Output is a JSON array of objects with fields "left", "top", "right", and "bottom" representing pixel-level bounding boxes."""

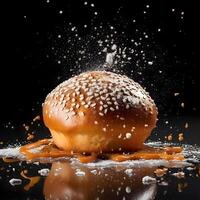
[
  {"left": 142, "top": 176, "right": 157, "bottom": 185},
  {"left": 148, "top": 61, "right": 153, "bottom": 65},
  {"left": 125, "top": 186, "right": 131, "bottom": 193},
  {"left": 75, "top": 170, "right": 85, "bottom": 176},
  {"left": 90, "top": 169, "right": 97, "bottom": 175},
  {"left": 38, "top": 168, "right": 50, "bottom": 176},
  {"left": 9, "top": 178, "right": 22, "bottom": 186},
  {"left": 124, "top": 168, "right": 133, "bottom": 176}
]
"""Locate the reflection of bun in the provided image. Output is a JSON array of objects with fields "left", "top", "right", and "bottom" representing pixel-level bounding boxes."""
[
  {"left": 43, "top": 162, "right": 157, "bottom": 200},
  {"left": 43, "top": 71, "right": 158, "bottom": 153}
]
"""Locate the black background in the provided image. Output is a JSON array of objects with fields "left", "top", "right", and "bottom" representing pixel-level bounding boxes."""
[
  {"left": 0, "top": 1, "right": 199, "bottom": 135},
  {"left": 0, "top": 1, "right": 200, "bottom": 199}
]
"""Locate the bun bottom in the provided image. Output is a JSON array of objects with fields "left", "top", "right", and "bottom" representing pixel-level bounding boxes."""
[{"left": 50, "top": 128, "right": 152, "bottom": 154}]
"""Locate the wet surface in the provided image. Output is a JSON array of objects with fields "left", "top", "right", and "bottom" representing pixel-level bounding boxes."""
[
  {"left": 0, "top": 126, "right": 200, "bottom": 200},
  {"left": 0, "top": 157, "right": 199, "bottom": 200}
]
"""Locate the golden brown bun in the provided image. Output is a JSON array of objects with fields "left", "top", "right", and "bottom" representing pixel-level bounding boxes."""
[{"left": 43, "top": 71, "right": 158, "bottom": 153}]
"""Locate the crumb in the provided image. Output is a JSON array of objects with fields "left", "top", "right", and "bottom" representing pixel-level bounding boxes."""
[
  {"left": 172, "top": 171, "right": 185, "bottom": 179},
  {"left": 27, "top": 133, "right": 34, "bottom": 141},
  {"left": 38, "top": 168, "right": 50, "bottom": 176},
  {"left": 125, "top": 186, "right": 131, "bottom": 193},
  {"left": 178, "top": 133, "right": 184, "bottom": 141},
  {"left": 186, "top": 167, "right": 195, "bottom": 171},
  {"left": 33, "top": 115, "right": 40, "bottom": 122},
  {"left": 142, "top": 176, "right": 157, "bottom": 185},
  {"left": 184, "top": 122, "right": 189, "bottom": 129},
  {"left": 9, "top": 178, "right": 22, "bottom": 186},
  {"left": 154, "top": 168, "right": 168, "bottom": 177},
  {"left": 90, "top": 170, "right": 97, "bottom": 175},
  {"left": 174, "top": 93, "right": 180, "bottom": 96},
  {"left": 166, "top": 134, "right": 173, "bottom": 141}
]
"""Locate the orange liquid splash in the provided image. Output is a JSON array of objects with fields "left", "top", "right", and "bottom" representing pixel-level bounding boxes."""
[
  {"left": 20, "top": 170, "right": 40, "bottom": 191},
  {"left": 19, "top": 139, "right": 184, "bottom": 163}
]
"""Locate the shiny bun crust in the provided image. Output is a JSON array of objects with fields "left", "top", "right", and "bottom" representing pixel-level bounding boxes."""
[{"left": 43, "top": 71, "right": 158, "bottom": 153}]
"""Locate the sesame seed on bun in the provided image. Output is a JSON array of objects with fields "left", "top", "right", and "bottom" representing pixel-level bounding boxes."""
[{"left": 43, "top": 71, "right": 158, "bottom": 153}]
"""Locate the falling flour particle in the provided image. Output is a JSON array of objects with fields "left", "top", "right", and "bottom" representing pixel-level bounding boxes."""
[
  {"left": 71, "top": 27, "right": 76, "bottom": 31},
  {"left": 142, "top": 176, "right": 157, "bottom": 185},
  {"left": 9, "top": 178, "right": 22, "bottom": 186},
  {"left": 105, "top": 44, "right": 117, "bottom": 67},
  {"left": 174, "top": 92, "right": 180, "bottom": 96},
  {"left": 38, "top": 168, "right": 50, "bottom": 176},
  {"left": 106, "top": 52, "right": 117, "bottom": 66},
  {"left": 181, "top": 102, "right": 185, "bottom": 108},
  {"left": 111, "top": 44, "right": 117, "bottom": 51},
  {"left": 185, "top": 122, "right": 189, "bottom": 129},
  {"left": 148, "top": 61, "right": 153, "bottom": 65}
]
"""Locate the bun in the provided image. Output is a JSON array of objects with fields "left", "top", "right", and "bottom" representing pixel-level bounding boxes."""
[{"left": 43, "top": 71, "right": 158, "bottom": 153}]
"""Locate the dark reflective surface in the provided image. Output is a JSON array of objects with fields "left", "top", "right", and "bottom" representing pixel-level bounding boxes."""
[
  {"left": 0, "top": 117, "right": 200, "bottom": 200},
  {"left": 44, "top": 162, "right": 157, "bottom": 200},
  {"left": 0, "top": 116, "right": 200, "bottom": 199},
  {"left": 0, "top": 157, "right": 200, "bottom": 200}
]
